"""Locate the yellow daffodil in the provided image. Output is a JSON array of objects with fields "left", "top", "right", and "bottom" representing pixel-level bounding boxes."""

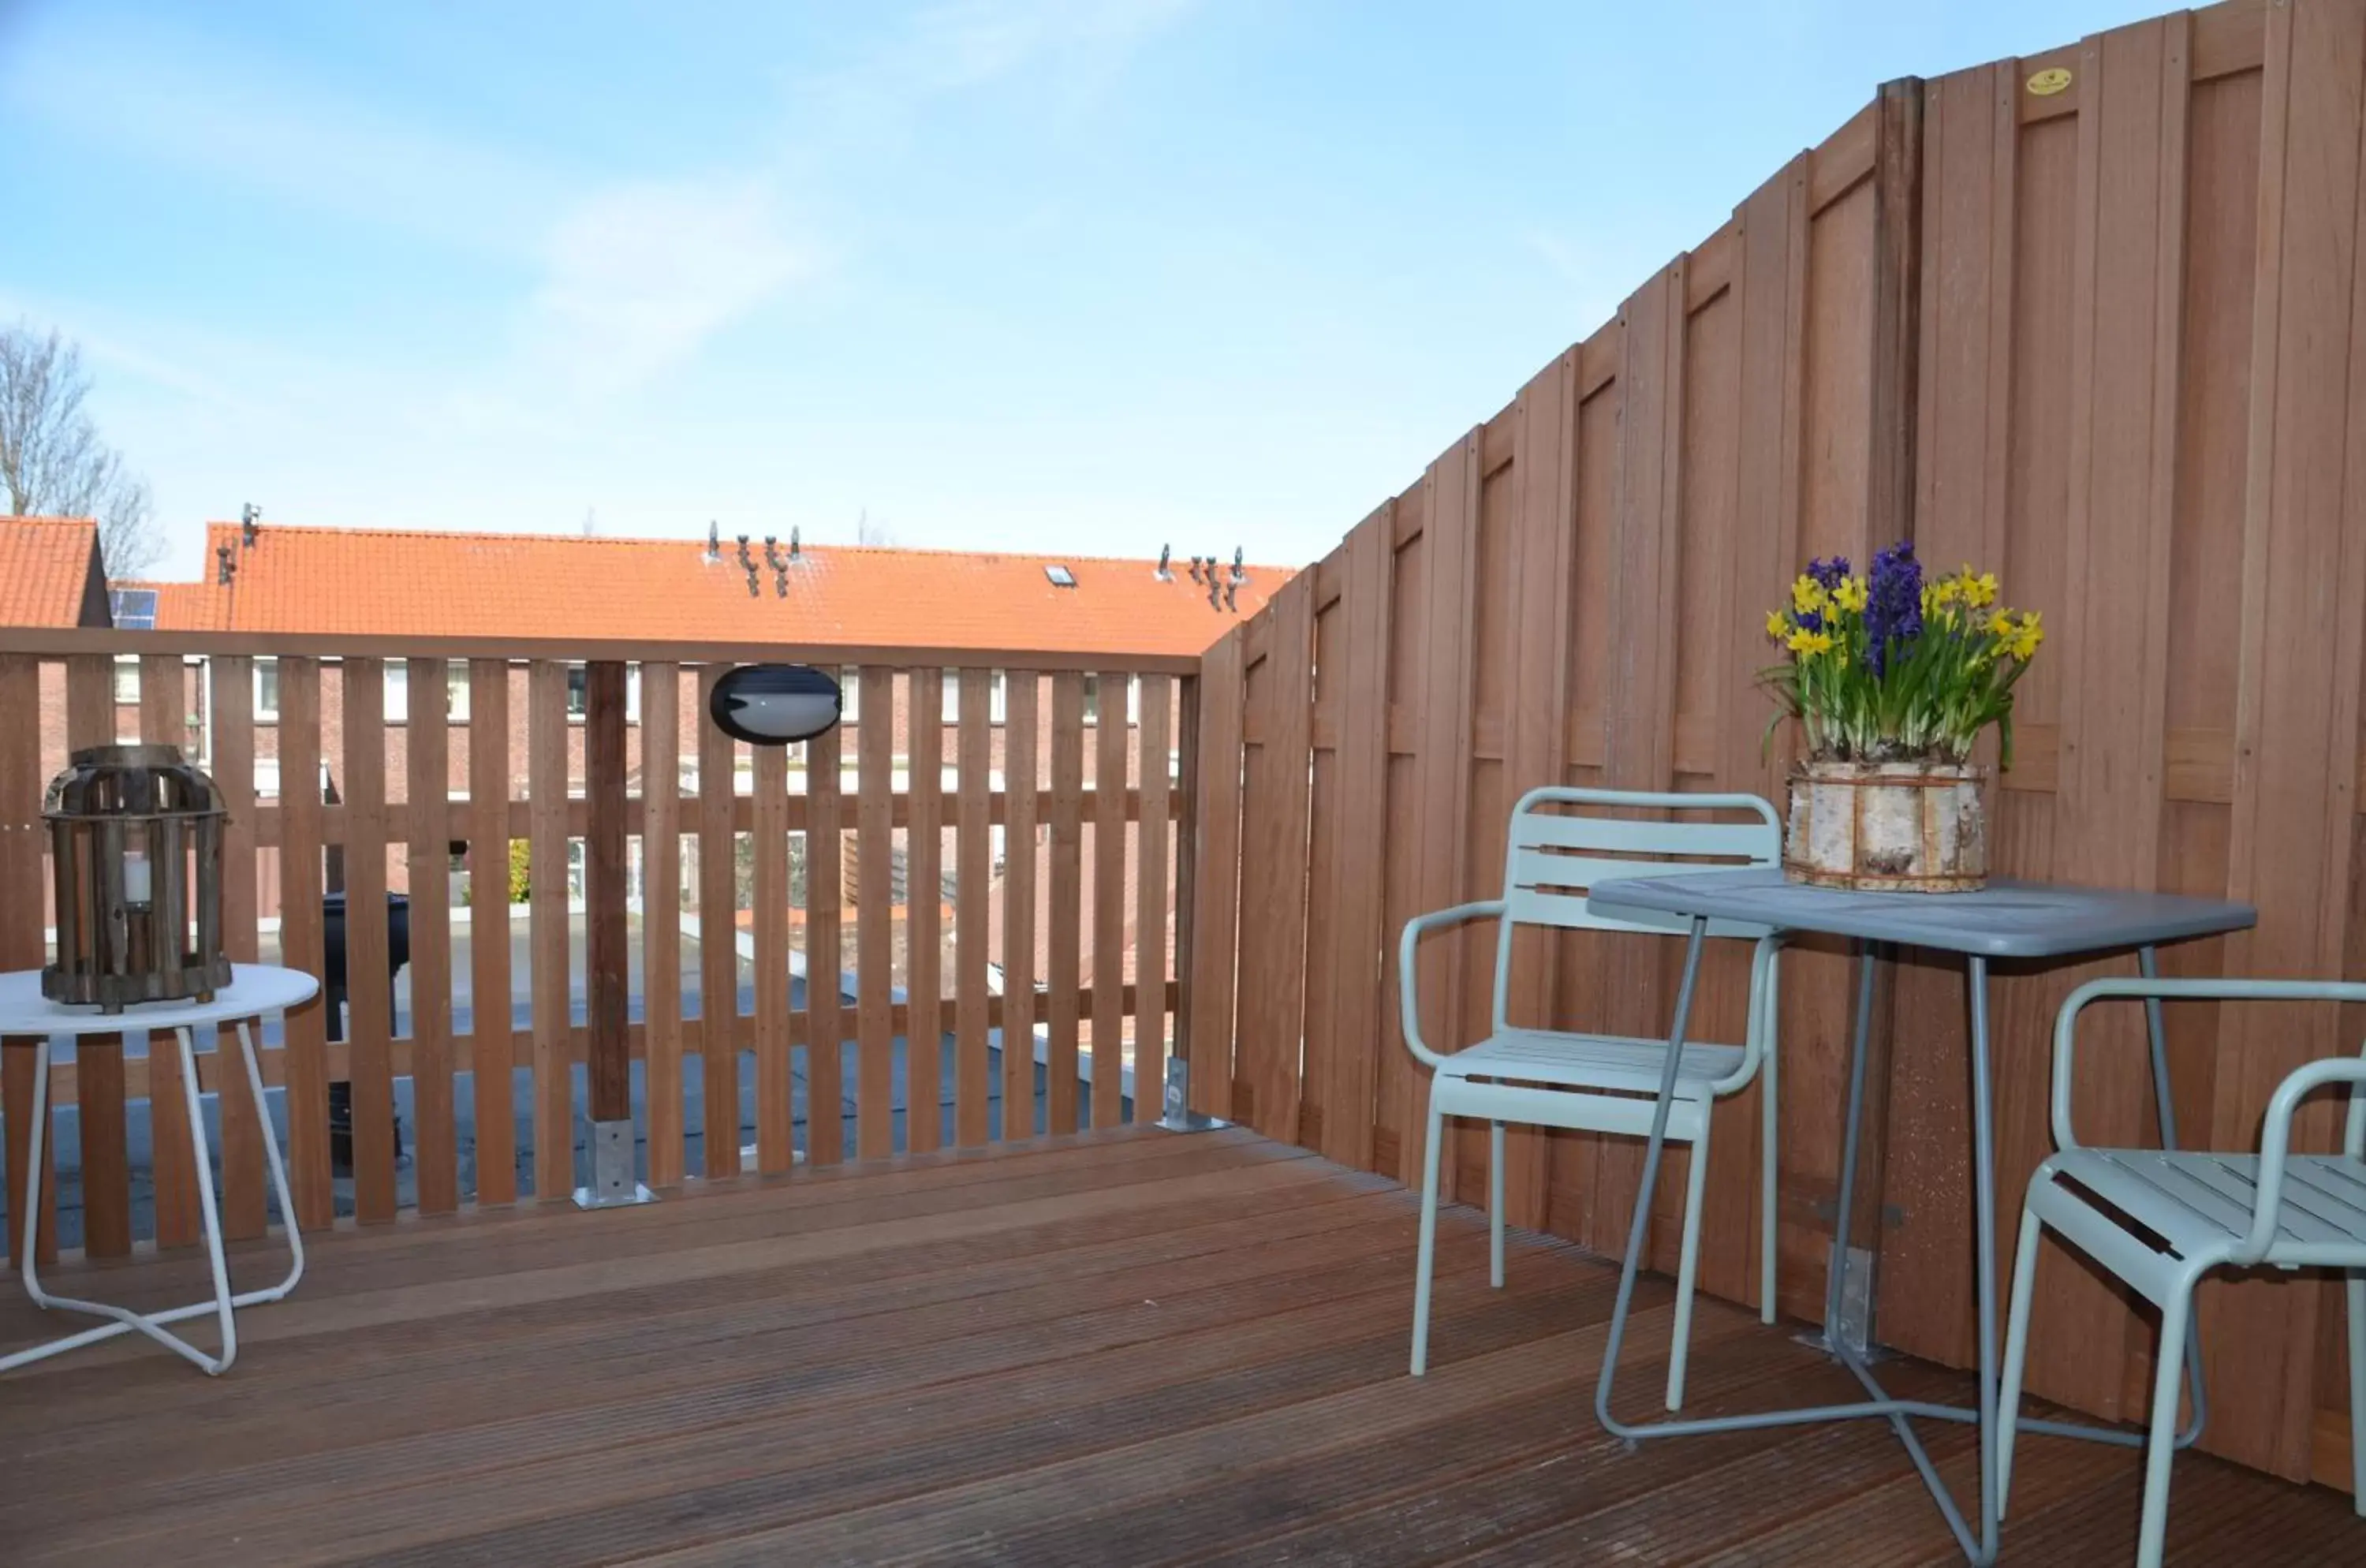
[
  {"left": 1988, "top": 609, "right": 2014, "bottom": 636},
  {"left": 1928, "top": 577, "right": 1961, "bottom": 608},
  {"left": 1832, "top": 576, "right": 1868, "bottom": 613},
  {"left": 1765, "top": 609, "right": 1789, "bottom": 640},
  {"left": 1785, "top": 626, "right": 1835, "bottom": 657},
  {"left": 1790, "top": 575, "right": 1828, "bottom": 615},
  {"left": 2006, "top": 609, "right": 2043, "bottom": 660},
  {"left": 1959, "top": 567, "right": 1998, "bottom": 608}
]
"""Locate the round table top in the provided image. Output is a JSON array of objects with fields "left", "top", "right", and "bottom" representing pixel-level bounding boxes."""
[{"left": 0, "top": 965, "right": 319, "bottom": 1036}]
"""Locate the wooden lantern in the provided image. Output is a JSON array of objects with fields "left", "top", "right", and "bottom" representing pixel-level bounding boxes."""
[{"left": 43, "top": 745, "right": 233, "bottom": 1013}]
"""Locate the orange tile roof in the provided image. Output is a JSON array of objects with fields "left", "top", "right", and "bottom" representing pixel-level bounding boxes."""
[
  {"left": 144, "top": 524, "right": 1286, "bottom": 657},
  {"left": 0, "top": 516, "right": 106, "bottom": 627}
]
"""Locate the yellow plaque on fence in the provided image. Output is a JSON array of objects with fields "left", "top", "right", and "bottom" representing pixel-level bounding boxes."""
[{"left": 2026, "top": 67, "right": 2073, "bottom": 96}]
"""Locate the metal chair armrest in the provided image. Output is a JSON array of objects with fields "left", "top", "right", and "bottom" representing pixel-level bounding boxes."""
[
  {"left": 1398, "top": 901, "right": 1507, "bottom": 1070},
  {"left": 2051, "top": 976, "right": 2366, "bottom": 1155},
  {"left": 2241, "top": 1056, "right": 2366, "bottom": 1264}
]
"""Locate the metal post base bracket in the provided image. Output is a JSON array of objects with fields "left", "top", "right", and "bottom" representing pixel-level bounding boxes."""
[
  {"left": 1155, "top": 1058, "right": 1229, "bottom": 1133},
  {"left": 574, "top": 1118, "right": 658, "bottom": 1209}
]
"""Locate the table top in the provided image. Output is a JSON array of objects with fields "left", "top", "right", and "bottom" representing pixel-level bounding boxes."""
[
  {"left": 1584, "top": 869, "right": 2256, "bottom": 960},
  {"left": 0, "top": 964, "right": 319, "bottom": 1036}
]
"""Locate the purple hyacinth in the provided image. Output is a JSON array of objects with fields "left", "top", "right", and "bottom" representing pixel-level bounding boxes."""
[
  {"left": 1793, "top": 607, "right": 1825, "bottom": 633},
  {"left": 1806, "top": 555, "right": 1851, "bottom": 591},
  {"left": 1864, "top": 540, "right": 1922, "bottom": 676}
]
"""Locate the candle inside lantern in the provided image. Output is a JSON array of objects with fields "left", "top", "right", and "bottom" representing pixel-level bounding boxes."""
[{"left": 122, "top": 849, "right": 152, "bottom": 906}]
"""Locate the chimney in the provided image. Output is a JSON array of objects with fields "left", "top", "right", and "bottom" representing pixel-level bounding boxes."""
[
  {"left": 744, "top": 564, "right": 760, "bottom": 597},
  {"left": 737, "top": 534, "right": 752, "bottom": 569},
  {"left": 789, "top": 526, "right": 802, "bottom": 563},
  {"left": 1156, "top": 543, "right": 1171, "bottom": 581},
  {"left": 763, "top": 534, "right": 783, "bottom": 570},
  {"left": 1231, "top": 547, "right": 1245, "bottom": 584},
  {"left": 1224, "top": 579, "right": 1238, "bottom": 611},
  {"left": 241, "top": 503, "right": 261, "bottom": 548},
  {"left": 707, "top": 521, "right": 720, "bottom": 562},
  {"left": 1207, "top": 571, "right": 1221, "bottom": 610},
  {"left": 216, "top": 544, "right": 236, "bottom": 585},
  {"left": 1187, "top": 554, "right": 1203, "bottom": 584},
  {"left": 774, "top": 564, "right": 789, "bottom": 598}
]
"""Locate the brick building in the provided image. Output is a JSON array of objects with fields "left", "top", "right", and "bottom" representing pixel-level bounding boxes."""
[{"left": 47, "top": 520, "right": 1286, "bottom": 1000}]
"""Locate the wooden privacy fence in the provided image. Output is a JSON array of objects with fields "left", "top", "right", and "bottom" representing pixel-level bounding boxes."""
[
  {"left": 1, "top": 630, "right": 1190, "bottom": 1260},
  {"left": 1190, "top": 0, "right": 2366, "bottom": 1488}
]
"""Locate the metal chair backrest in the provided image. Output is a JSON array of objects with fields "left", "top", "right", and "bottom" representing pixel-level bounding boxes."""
[{"left": 1494, "top": 786, "right": 1781, "bottom": 1033}]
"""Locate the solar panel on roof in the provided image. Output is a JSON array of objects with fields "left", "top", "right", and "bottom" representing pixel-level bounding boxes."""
[{"left": 110, "top": 588, "right": 158, "bottom": 629}]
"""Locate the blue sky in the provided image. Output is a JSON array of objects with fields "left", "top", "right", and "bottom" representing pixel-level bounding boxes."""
[{"left": 3, "top": 1, "right": 2156, "bottom": 579}]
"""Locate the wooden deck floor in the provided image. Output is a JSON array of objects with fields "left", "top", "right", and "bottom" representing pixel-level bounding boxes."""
[{"left": 0, "top": 1126, "right": 2355, "bottom": 1566}]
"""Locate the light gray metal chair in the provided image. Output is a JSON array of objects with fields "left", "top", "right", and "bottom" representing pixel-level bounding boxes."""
[
  {"left": 1398, "top": 786, "right": 1784, "bottom": 1409},
  {"left": 1999, "top": 976, "right": 2366, "bottom": 1568}
]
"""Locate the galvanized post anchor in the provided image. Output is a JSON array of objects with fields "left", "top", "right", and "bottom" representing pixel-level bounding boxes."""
[
  {"left": 1153, "top": 1058, "right": 1228, "bottom": 1133},
  {"left": 573, "top": 1118, "right": 658, "bottom": 1208}
]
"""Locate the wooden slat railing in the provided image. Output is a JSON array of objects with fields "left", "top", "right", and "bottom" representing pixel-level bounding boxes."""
[{"left": 0, "top": 630, "right": 1197, "bottom": 1256}]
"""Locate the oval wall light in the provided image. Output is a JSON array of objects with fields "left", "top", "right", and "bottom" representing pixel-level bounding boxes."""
[{"left": 708, "top": 664, "right": 844, "bottom": 745}]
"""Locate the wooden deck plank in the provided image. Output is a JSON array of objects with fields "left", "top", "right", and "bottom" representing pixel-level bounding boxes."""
[{"left": 0, "top": 1132, "right": 2353, "bottom": 1568}]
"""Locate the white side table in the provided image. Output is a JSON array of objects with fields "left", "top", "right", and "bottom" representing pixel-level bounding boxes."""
[{"left": 1, "top": 963, "right": 317, "bottom": 1376}]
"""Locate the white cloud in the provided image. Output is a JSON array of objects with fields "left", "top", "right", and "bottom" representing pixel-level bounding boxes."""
[{"left": 524, "top": 177, "right": 815, "bottom": 398}]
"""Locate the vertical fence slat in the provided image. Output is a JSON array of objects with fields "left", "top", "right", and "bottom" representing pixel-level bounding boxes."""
[
  {"left": 132, "top": 653, "right": 202, "bottom": 1249},
  {"left": 584, "top": 662, "right": 632, "bottom": 1151},
  {"left": 65, "top": 655, "right": 131, "bottom": 1254},
  {"left": 1047, "top": 672, "right": 1086, "bottom": 1133},
  {"left": 642, "top": 662, "right": 684, "bottom": 1189},
  {"left": 697, "top": 664, "right": 741, "bottom": 1180},
  {"left": 1188, "top": 636, "right": 1245, "bottom": 1122},
  {"left": 1239, "top": 584, "right": 1317, "bottom": 1144},
  {"left": 467, "top": 659, "right": 517, "bottom": 1206},
  {"left": 1133, "top": 672, "right": 1172, "bottom": 1118},
  {"left": 905, "top": 670, "right": 945, "bottom": 1154},
  {"left": 342, "top": 657, "right": 397, "bottom": 1224},
  {"left": 527, "top": 661, "right": 572, "bottom": 1201},
  {"left": 752, "top": 723, "right": 791, "bottom": 1172},
  {"left": 1173, "top": 673, "right": 1200, "bottom": 1073},
  {"left": 1092, "top": 670, "right": 1129, "bottom": 1128},
  {"left": 209, "top": 655, "right": 267, "bottom": 1239},
  {"left": 1, "top": 653, "right": 55, "bottom": 1266},
  {"left": 405, "top": 658, "right": 457, "bottom": 1215},
  {"left": 807, "top": 722, "right": 845, "bottom": 1167},
  {"left": 1325, "top": 510, "right": 1394, "bottom": 1167},
  {"left": 273, "top": 658, "right": 333, "bottom": 1229},
  {"left": 955, "top": 670, "right": 992, "bottom": 1145},
  {"left": 1001, "top": 673, "right": 1039, "bottom": 1141},
  {"left": 856, "top": 668, "right": 894, "bottom": 1159}
]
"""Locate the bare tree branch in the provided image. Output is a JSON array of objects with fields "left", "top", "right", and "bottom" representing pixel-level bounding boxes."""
[{"left": 0, "top": 321, "right": 165, "bottom": 576}]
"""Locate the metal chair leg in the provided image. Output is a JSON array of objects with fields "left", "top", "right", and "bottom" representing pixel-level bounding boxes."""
[
  {"left": 1668, "top": 1104, "right": 1714, "bottom": 1410},
  {"left": 1996, "top": 1203, "right": 2046, "bottom": 1518},
  {"left": 2348, "top": 1269, "right": 2365, "bottom": 1515},
  {"left": 1409, "top": 1098, "right": 1446, "bottom": 1376},
  {"left": 1488, "top": 1119, "right": 1506, "bottom": 1289},
  {"left": 2134, "top": 1284, "right": 2193, "bottom": 1568}
]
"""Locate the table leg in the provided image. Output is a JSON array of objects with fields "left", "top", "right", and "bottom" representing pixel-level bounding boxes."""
[
  {"left": 1823, "top": 945, "right": 1880, "bottom": 1353},
  {"left": 1969, "top": 955, "right": 2000, "bottom": 1563},
  {"left": 1, "top": 1015, "right": 304, "bottom": 1377},
  {"left": 16, "top": 1033, "right": 50, "bottom": 1297},
  {"left": 1593, "top": 916, "right": 1709, "bottom": 1434}
]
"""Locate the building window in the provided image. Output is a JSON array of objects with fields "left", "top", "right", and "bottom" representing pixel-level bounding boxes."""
[
  {"left": 1082, "top": 673, "right": 1140, "bottom": 726},
  {"left": 840, "top": 666, "right": 860, "bottom": 722},
  {"left": 384, "top": 662, "right": 409, "bottom": 724},
  {"left": 255, "top": 658, "right": 280, "bottom": 721},
  {"left": 254, "top": 758, "right": 279, "bottom": 799},
  {"left": 567, "top": 665, "right": 640, "bottom": 723},
  {"left": 940, "top": 669, "right": 1006, "bottom": 724},
  {"left": 112, "top": 655, "right": 140, "bottom": 706},
  {"left": 447, "top": 662, "right": 471, "bottom": 722}
]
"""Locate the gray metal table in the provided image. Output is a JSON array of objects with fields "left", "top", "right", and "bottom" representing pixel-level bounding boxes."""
[{"left": 1583, "top": 870, "right": 2256, "bottom": 1566}]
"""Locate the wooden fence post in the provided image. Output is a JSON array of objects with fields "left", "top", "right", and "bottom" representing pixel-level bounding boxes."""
[{"left": 580, "top": 659, "right": 647, "bottom": 1206}]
